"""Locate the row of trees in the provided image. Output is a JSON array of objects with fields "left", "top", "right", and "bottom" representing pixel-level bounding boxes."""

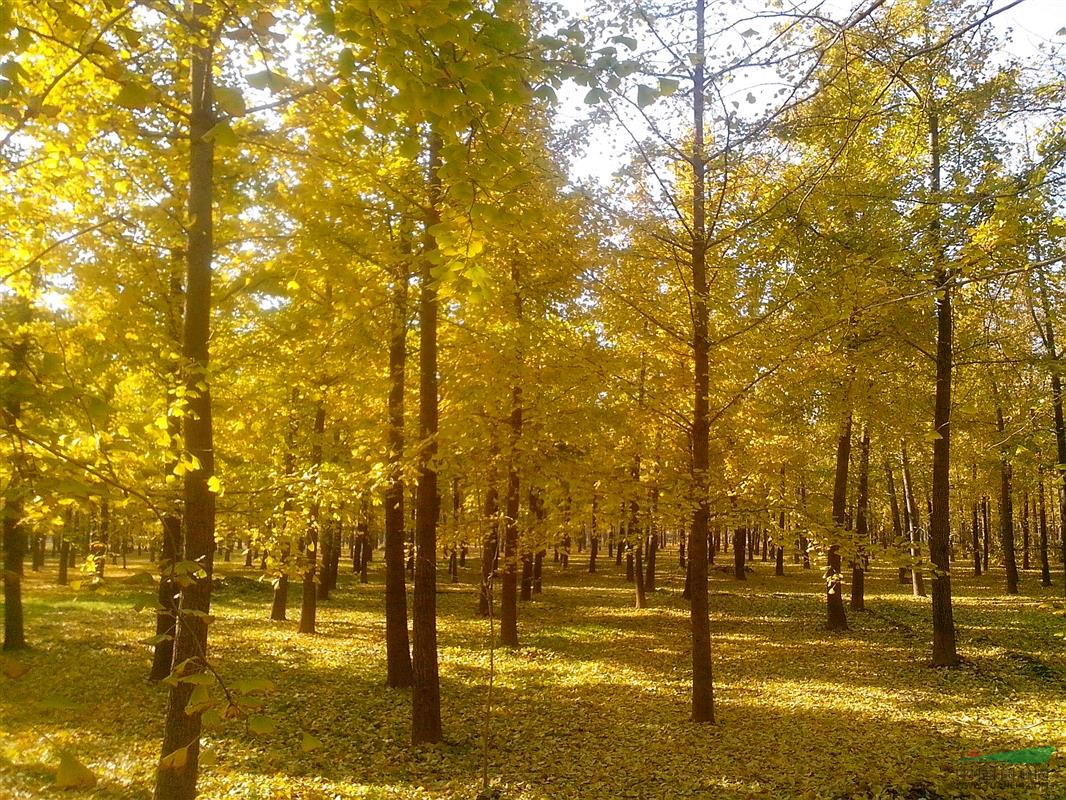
[{"left": 1, "top": 0, "right": 1064, "bottom": 797}]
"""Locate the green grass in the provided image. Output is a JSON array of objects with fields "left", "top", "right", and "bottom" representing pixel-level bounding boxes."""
[{"left": 1, "top": 549, "right": 1064, "bottom": 799}]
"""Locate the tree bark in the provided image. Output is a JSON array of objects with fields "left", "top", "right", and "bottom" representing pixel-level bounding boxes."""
[
  {"left": 827, "top": 412, "right": 851, "bottom": 631},
  {"left": 154, "top": 10, "right": 217, "bottom": 794},
  {"left": 411, "top": 131, "right": 443, "bottom": 745},
  {"left": 149, "top": 513, "right": 182, "bottom": 682},
  {"left": 850, "top": 423, "right": 869, "bottom": 611},
  {"left": 927, "top": 101, "right": 958, "bottom": 665},
  {"left": 298, "top": 402, "right": 326, "bottom": 634},
  {"left": 1039, "top": 470, "right": 1052, "bottom": 587},
  {"left": 993, "top": 394, "right": 1019, "bottom": 595},
  {"left": 901, "top": 443, "right": 926, "bottom": 597},
  {"left": 688, "top": 0, "right": 715, "bottom": 724}
]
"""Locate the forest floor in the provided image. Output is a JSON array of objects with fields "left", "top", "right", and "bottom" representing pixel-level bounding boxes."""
[{"left": 1, "top": 550, "right": 1064, "bottom": 800}]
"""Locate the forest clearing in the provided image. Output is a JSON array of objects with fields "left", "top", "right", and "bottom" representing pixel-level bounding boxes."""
[
  {"left": 2, "top": 0, "right": 1066, "bottom": 798},
  {"left": 2, "top": 553, "right": 1065, "bottom": 799}
]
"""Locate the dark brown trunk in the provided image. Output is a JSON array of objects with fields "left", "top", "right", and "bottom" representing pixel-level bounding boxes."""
[
  {"left": 500, "top": 380, "right": 521, "bottom": 647},
  {"left": 478, "top": 477, "right": 499, "bottom": 617},
  {"left": 733, "top": 527, "right": 746, "bottom": 580},
  {"left": 827, "top": 412, "right": 851, "bottom": 631},
  {"left": 927, "top": 103, "right": 958, "bottom": 665},
  {"left": 154, "top": 11, "right": 217, "bottom": 794},
  {"left": 588, "top": 494, "right": 598, "bottom": 574},
  {"left": 688, "top": 0, "right": 715, "bottom": 723},
  {"left": 385, "top": 178, "right": 413, "bottom": 691},
  {"left": 411, "top": 131, "right": 443, "bottom": 745},
  {"left": 971, "top": 465, "right": 982, "bottom": 576},
  {"left": 1021, "top": 490, "right": 1030, "bottom": 571},
  {"left": 1038, "top": 471, "right": 1052, "bottom": 587},
  {"left": 149, "top": 514, "right": 182, "bottom": 682},
  {"left": 993, "top": 394, "right": 1019, "bottom": 595},
  {"left": 298, "top": 402, "right": 326, "bottom": 634},
  {"left": 644, "top": 529, "right": 657, "bottom": 591},
  {"left": 851, "top": 424, "right": 870, "bottom": 611}
]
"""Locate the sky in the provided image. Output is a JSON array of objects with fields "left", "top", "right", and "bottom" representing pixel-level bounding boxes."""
[{"left": 555, "top": 0, "right": 1065, "bottom": 185}]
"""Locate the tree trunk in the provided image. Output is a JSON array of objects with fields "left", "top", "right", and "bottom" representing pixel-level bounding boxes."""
[
  {"left": 687, "top": 0, "right": 715, "bottom": 723},
  {"left": 1039, "top": 470, "right": 1052, "bottom": 587},
  {"left": 149, "top": 514, "right": 182, "bottom": 682},
  {"left": 588, "top": 494, "right": 599, "bottom": 574},
  {"left": 851, "top": 423, "right": 869, "bottom": 611},
  {"left": 827, "top": 412, "right": 851, "bottom": 631},
  {"left": 478, "top": 478, "right": 499, "bottom": 617},
  {"left": 982, "top": 496, "right": 991, "bottom": 573},
  {"left": 1021, "top": 489, "right": 1030, "bottom": 571},
  {"left": 645, "top": 529, "right": 657, "bottom": 591},
  {"left": 927, "top": 102, "right": 958, "bottom": 666},
  {"left": 298, "top": 403, "right": 326, "bottom": 634},
  {"left": 411, "top": 131, "right": 443, "bottom": 745},
  {"left": 733, "top": 526, "right": 746, "bottom": 580},
  {"left": 901, "top": 443, "right": 926, "bottom": 597},
  {"left": 994, "top": 395, "right": 1019, "bottom": 595},
  {"left": 154, "top": 11, "right": 217, "bottom": 794},
  {"left": 500, "top": 381, "right": 521, "bottom": 647}
]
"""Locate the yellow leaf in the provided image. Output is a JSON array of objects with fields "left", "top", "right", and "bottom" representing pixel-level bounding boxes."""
[
  {"left": 160, "top": 746, "right": 188, "bottom": 771},
  {"left": 55, "top": 752, "right": 96, "bottom": 788}
]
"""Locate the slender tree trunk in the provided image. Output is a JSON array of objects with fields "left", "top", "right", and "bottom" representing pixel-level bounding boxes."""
[
  {"left": 588, "top": 494, "right": 599, "bottom": 574},
  {"left": 981, "top": 497, "right": 991, "bottom": 571},
  {"left": 149, "top": 514, "right": 182, "bottom": 682},
  {"left": 2, "top": 335, "right": 27, "bottom": 651},
  {"left": 688, "top": 0, "right": 715, "bottom": 723},
  {"left": 971, "top": 465, "right": 981, "bottom": 577},
  {"left": 1039, "top": 470, "right": 1052, "bottom": 587},
  {"left": 827, "top": 413, "right": 851, "bottom": 631},
  {"left": 298, "top": 403, "right": 326, "bottom": 634},
  {"left": 154, "top": 12, "right": 217, "bottom": 794},
  {"left": 58, "top": 534, "right": 70, "bottom": 587},
  {"left": 927, "top": 101, "right": 958, "bottom": 666},
  {"left": 500, "top": 381, "right": 521, "bottom": 647},
  {"left": 733, "top": 526, "right": 746, "bottom": 580},
  {"left": 1022, "top": 490, "right": 1030, "bottom": 571},
  {"left": 645, "top": 528, "right": 657, "bottom": 591},
  {"left": 478, "top": 477, "right": 499, "bottom": 618},
  {"left": 993, "top": 394, "right": 1019, "bottom": 595},
  {"left": 411, "top": 132, "right": 443, "bottom": 745},
  {"left": 901, "top": 443, "right": 926, "bottom": 597},
  {"left": 851, "top": 423, "right": 869, "bottom": 611}
]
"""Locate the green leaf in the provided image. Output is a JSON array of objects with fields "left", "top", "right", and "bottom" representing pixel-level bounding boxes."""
[
  {"left": 215, "top": 86, "right": 246, "bottom": 117},
  {"left": 232, "top": 677, "right": 276, "bottom": 695},
  {"left": 611, "top": 35, "right": 638, "bottom": 50},
  {"left": 658, "top": 78, "right": 679, "bottom": 96},
  {"left": 533, "top": 85, "right": 557, "bottom": 104},
  {"left": 246, "top": 70, "right": 284, "bottom": 92},
  {"left": 184, "top": 684, "right": 213, "bottom": 715},
  {"left": 248, "top": 715, "right": 276, "bottom": 735},
  {"left": 301, "top": 731, "right": 323, "bottom": 752},
  {"left": 115, "top": 82, "right": 152, "bottom": 109},
  {"left": 637, "top": 84, "right": 658, "bottom": 108},
  {"left": 338, "top": 48, "right": 355, "bottom": 77},
  {"left": 584, "top": 88, "right": 607, "bottom": 105},
  {"left": 201, "top": 121, "right": 238, "bottom": 147},
  {"left": 178, "top": 672, "right": 215, "bottom": 686}
]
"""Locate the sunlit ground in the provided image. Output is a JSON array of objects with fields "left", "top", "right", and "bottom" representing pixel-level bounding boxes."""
[{"left": 1, "top": 547, "right": 1063, "bottom": 799}]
